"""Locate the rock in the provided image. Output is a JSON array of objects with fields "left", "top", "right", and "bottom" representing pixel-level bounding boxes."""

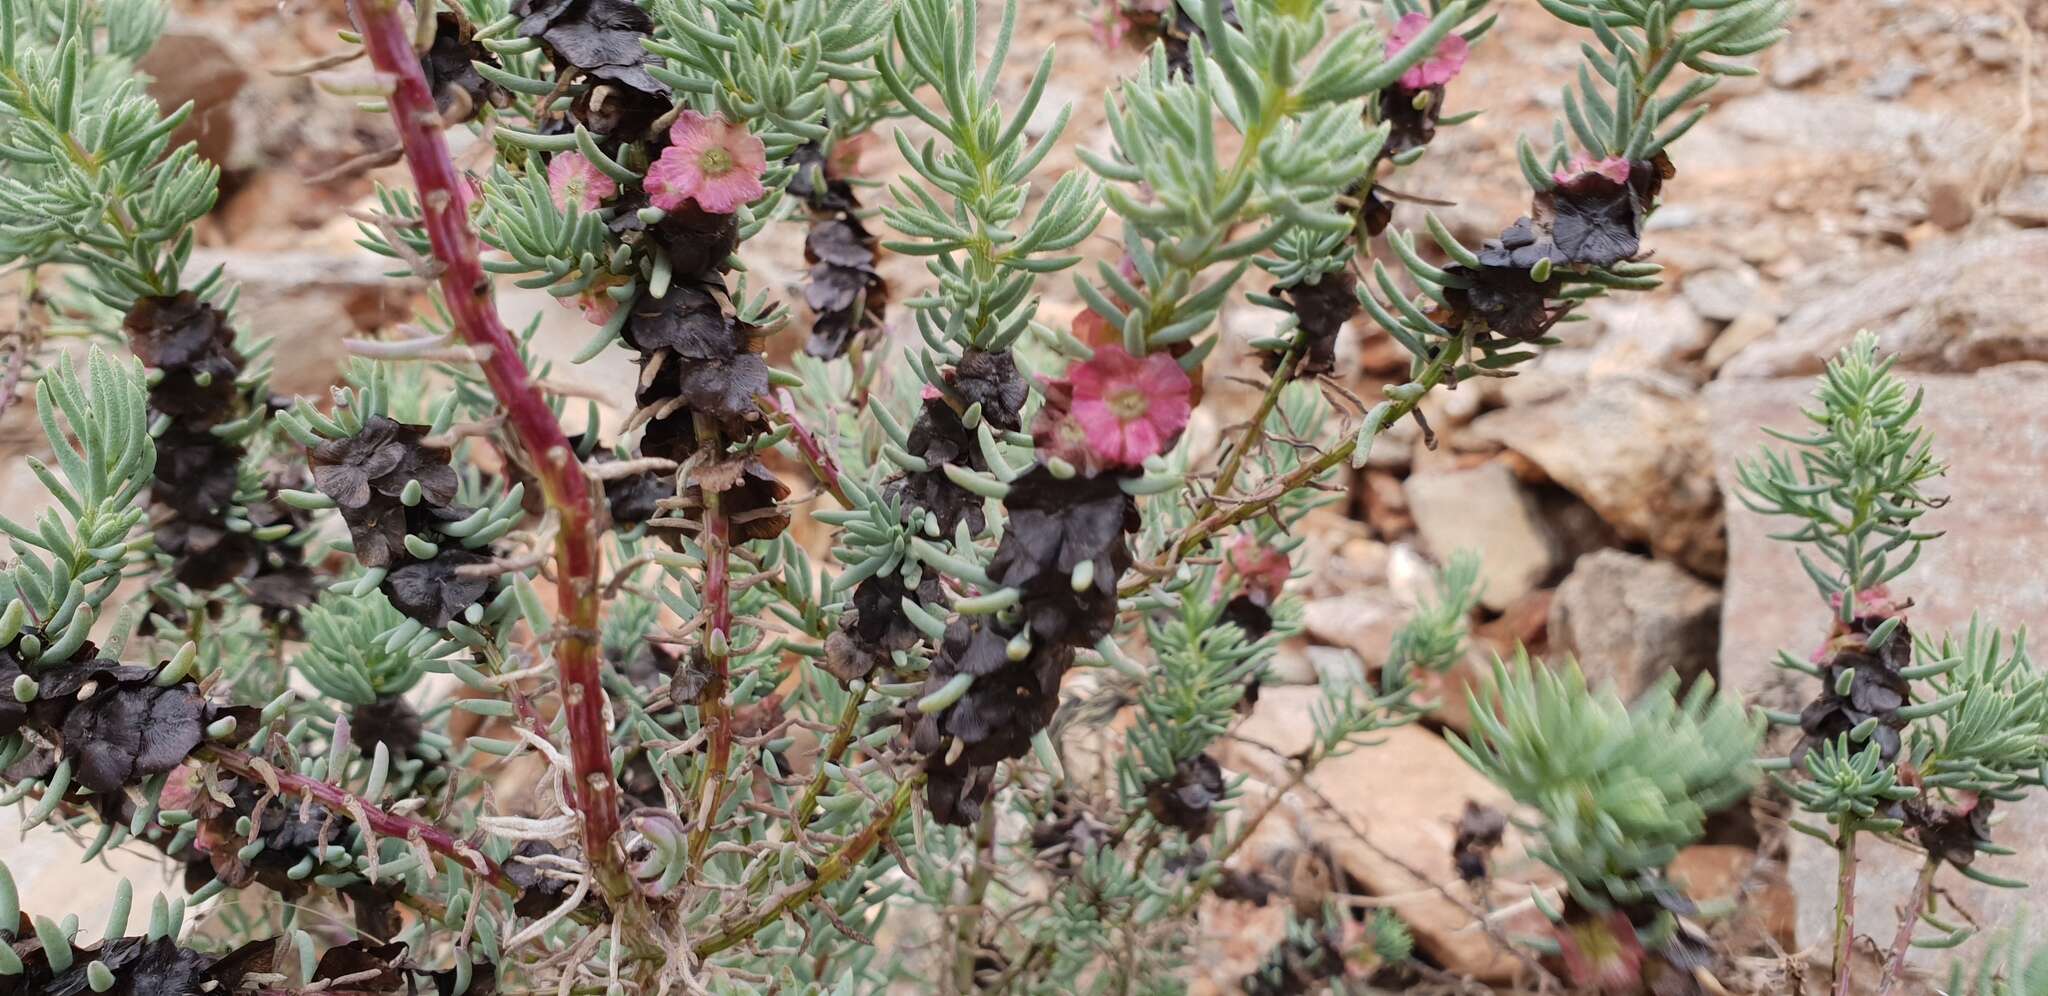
[
  {"left": 1704, "top": 308, "right": 1780, "bottom": 373},
  {"left": 1669, "top": 844, "right": 1754, "bottom": 908},
  {"left": 0, "top": 807, "right": 186, "bottom": 961},
  {"left": 1468, "top": 377, "right": 1725, "bottom": 578},
  {"left": 1582, "top": 293, "right": 1714, "bottom": 380},
  {"left": 218, "top": 171, "right": 360, "bottom": 247},
  {"left": 1218, "top": 687, "right": 1547, "bottom": 983},
  {"left": 1264, "top": 641, "right": 1322, "bottom": 686},
  {"left": 1925, "top": 175, "right": 1974, "bottom": 231},
  {"left": 183, "top": 250, "right": 419, "bottom": 397},
  {"left": 138, "top": 22, "right": 251, "bottom": 166},
  {"left": 1679, "top": 93, "right": 1990, "bottom": 177},
  {"left": 1643, "top": 203, "right": 1702, "bottom": 231},
  {"left": 1864, "top": 60, "right": 1926, "bottom": 101},
  {"left": 1549, "top": 550, "right": 1720, "bottom": 701},
  {"left": 1403, "top": 463, "right": 1560, "bottom": 612},
  {"left": 1708, "top": 364, "right": 2048, "bottom": 975},
  {"left": 1417, "top": 648, "right": 1491, "bottom": 734},
  {"left": 1768, "top": 48, "right": 1827, "bottom": 89},
  {"left": 1536, "top": 488, "right": 1626, "bottom": 568},
  {"left": 1681, "top": 267, "right": 1765, "bottom": 324},
  {"left": 1961, "top": 14, "right": 2017, "bottom": 67},
  {"left": 1995, "top": 174, "right": 2048, "bottom": 227},
  {"left": 1474, "top": 588, "right": 1552, "bottom": 659},
  {"left": 1303, "top": 590, "right": 1408, "bottom": 671},
  {"left": 1359, "top": 469, "right": 1413, "bottom": 539},
  {"left": 1303, "top": 646, "right": 1365, "bottom": 687},
  {"left": 1385, "top": 543, "right": 1437, "bottom": 609},
  {"left": 1720, "top": 232, "right": 2048, "bottom": 377}
]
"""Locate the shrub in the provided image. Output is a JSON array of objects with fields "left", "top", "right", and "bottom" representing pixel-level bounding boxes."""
[{"left": 0, "top": 0, "right": 1835, "bottom": 991}]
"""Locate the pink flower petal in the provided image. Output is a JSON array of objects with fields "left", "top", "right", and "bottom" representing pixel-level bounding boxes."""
[
  {"left": 1552, "top": 154, "right": 1632, "bottom": 186},
  {"left": 667, "top": 110, "right": 718, "bottom": 155},
  {"left": 1143, "top": 395, "right": 1191, "bottom": 438},
  {"left": 692, "top": 171, "right": 766, "bottom": 215},
  {"left": 1387, "top": 12, "right": 1428, "bottom": 50},
  {"left": 1071, "top": 399, "right": 1124, "bottom": 460},
  {"left": 646, "top": 110, "right": 769, "bottom": 215},
  {"left": 548, "top": 152, "right": 617, "bottom": 212},
  {"left": 580, "top": 291, "right": 619, "bottom": 326},
  {"left": 1055, "top": 345, "right": 1194, "bottom": 466},
  {"left": 1387, "top": 12, "right": 1469, "bottom": 90},
  {"left": 644, "top": 152, "right": 704, "bottom": 213},
  {"left": 1117, "top": 419, "right": 1162, "bottom": 466}
]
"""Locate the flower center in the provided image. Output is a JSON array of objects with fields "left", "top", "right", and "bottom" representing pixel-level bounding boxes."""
[
  {"left": 698, "top": 147, "right": 735, "bottom": 177},
  {"left": 1108, "top": 387, "right": 1148, "bottom": 421}
]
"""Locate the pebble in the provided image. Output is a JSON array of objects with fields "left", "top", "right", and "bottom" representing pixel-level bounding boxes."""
[
  {"left": 1768, "top": 49, "right": 1827, "bottom": 89},
  {"left": 1680, "top": 266, "right": 1763, "bottom": 324},
  {"left": 1863, "top": 60, "right": 1926, "bottom": 101},
  {"left": 1997, "top": 174, "right": 2048, "bottom": 228}
]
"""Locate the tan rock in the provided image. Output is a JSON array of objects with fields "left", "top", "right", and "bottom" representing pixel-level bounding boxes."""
[
  {"left": 1705, "top": 308, "right": 1780, "bottom": 373},
  {"left": 1302, "top": 590, "right": 1407, "bottom": 672},
  {"left": 1404, "top": 462, "right": 1560, "bottom": 612},
  {"left": 1475, "top": 588, "right": 1552, "bottom": 658},
  {"left": 1669, "top": 844, "right": 1754, "bottom": 906},
  {"left": 139, "top": 21, "right": 250, "bottom": 167},
  {"left": 183, "top": 250, "right": 420, "bottom": 397},
  {"left": 1219, "top": 687, "right": 1543, "bottom": 983},
  {"left": 1549, "top": 549, "right": 1720, "bottom": 701},
  {"left": 1582, "top": 294, "right": 1716, "bottom": 381},
  {"left": 1720, "top": 232, "right": 2048, "bottom": 378},
  {"left": 1359, "top": 469, "right": 1413, "bottom": 539},
  {"left": 1469, "top": 377, "right": 1725, "bottom": 578}
]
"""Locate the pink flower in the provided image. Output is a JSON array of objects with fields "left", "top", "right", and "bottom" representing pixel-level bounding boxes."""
[
  {"left": 1830, "top": 584, "right": 1904, "bottom": 619},
  {"left": 548, "top": 152, "right": 618, "bottom": 212},
  {"left": 559, "top": 271, "right": 627, "bottom": 327},
  {"left": 1071, "top": 257, "right": 1142, "bottom": 350},
  {"left": 1093, "top": 0, "right": 1127, "bottom": 51},
  {"left": 1386, "top": 12, "right": 1469, "bottom": 90},
  {"left": 644, "top": 111, "right": 767, "bottom": 215},
  {"left": 1555, "top": 912, "right": 1647, "bottom": 994},
  {"left": 1551, "top": 153, "right": 1632, "bottom": 187},
  {"left": 1224, "top": 534, "right": 1292, "bottom": 603},
  {"left": 1063, "top": 345, "right": 1192, "bottom": 468}
]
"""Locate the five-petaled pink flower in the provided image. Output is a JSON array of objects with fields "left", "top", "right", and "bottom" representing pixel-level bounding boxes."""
[
  {"left": 1065, "top": 345, "right": 1192, "bottom": 468},
  {"left": 1386, "top": 13, "right": 1470, "bottom": 90},
  {"left": 548, "top": 152, "right": 618, "bottom": 212},
  {"left": 1552, "top": 153, "right": 1632, "bottom": 187},
  {"left": 645, "top": 110, "right": 768, "bottom": 215}
]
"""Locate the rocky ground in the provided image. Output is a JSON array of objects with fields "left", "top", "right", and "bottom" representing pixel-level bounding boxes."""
[{"left": 3, "top": 0, "right": 2045, "bottom": 992}]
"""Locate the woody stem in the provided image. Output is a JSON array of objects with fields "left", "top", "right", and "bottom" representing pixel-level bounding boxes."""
[
  {"left": 1875, "top": 856, "right": 1940, "bottom": 996},
  {"left": 687, "top": 415, "right": 735, "bottom": 863},
  {"left": 202, "top": 745, "right": 514, "bottom": 893},
  {"left": 1833, "top": 827, "right": 1860, "bottom": 996},
  {"left": 346, "top": 0, "right": 624, "bottom": 896}
]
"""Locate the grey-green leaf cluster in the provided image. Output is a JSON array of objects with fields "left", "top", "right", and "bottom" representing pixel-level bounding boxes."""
[
  {"left": 1453, "top": 653, "right": 1760, "bottom": 909},
  {"left": 1736, "top": 329, "right": 1944, "bottom": 613},
  {"left": 0, "top": 0, "right": 223, "bottom": 306},
  {"left": 0, "top": 348, "right": 155, "bottom": 664}
]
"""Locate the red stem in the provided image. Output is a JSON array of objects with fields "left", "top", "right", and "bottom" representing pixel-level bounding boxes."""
[
  {"left": 346, "top": 0, "right": 622, "bottom": 890},
  {"left": 204, "top": 745, "right": 512, "bottom": 891},
  {"left": 1875, "top": 858, "right": 1940, "bottom": 996},
  {"left": 1833, "top": 831, "right": 1859, "bottom": 996},
  {"left": 688, "top": 419, "right": 734, "bottom": 861},
  {"left": 763, "top": 391, "right": 851, "bottom": 508}
]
